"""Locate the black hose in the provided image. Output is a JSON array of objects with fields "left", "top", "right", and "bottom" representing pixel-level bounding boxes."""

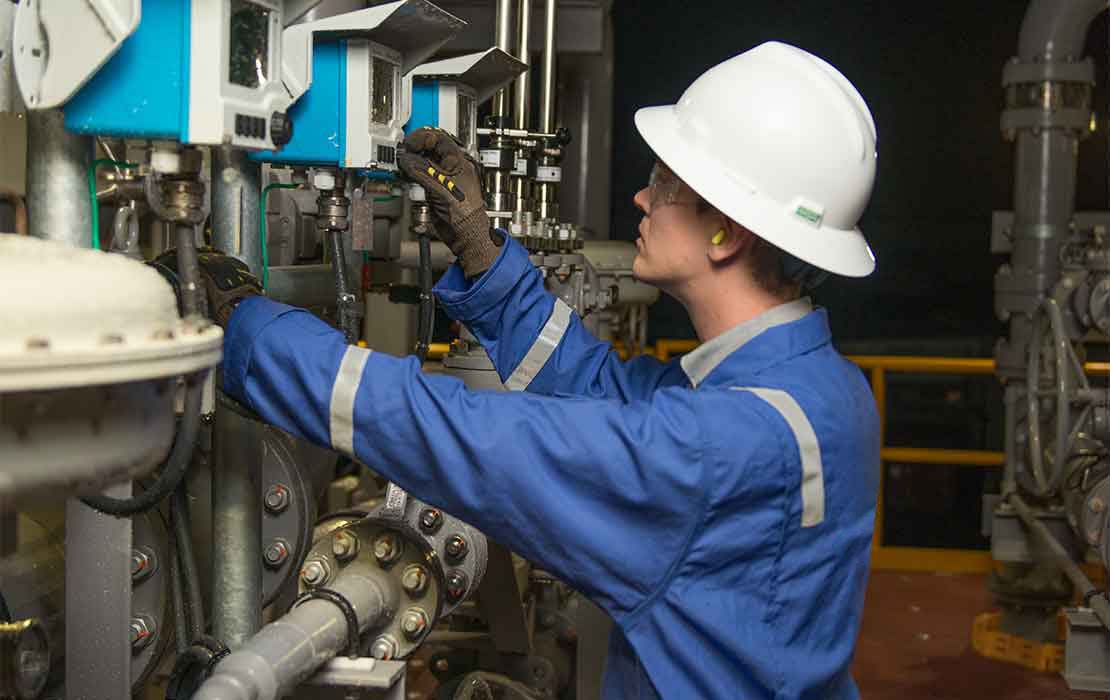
[
  {"left": 416, "top": 235, "right": 435, "bottom": 362},
  {"left": 172, "top": 480, "right": 205, "bottom": 642},
  {"left": 81, "top": 373, "right": 204, "bottom": 516},
  {"left": 175, "top": 223, "right": 203, "bottom": 319},
  {"left": 169, "top": 528, "right": 189, "bottom": 655}
]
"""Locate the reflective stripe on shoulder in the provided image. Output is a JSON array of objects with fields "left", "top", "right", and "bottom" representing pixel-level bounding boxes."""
[
  {"left": 731, "top": 387, "right": 825, "bottom": 527},
  {"left": 330, "top": 345, "right": 372, "bottom": 455},
  {"left": 504, "top": 298, "right": 573, "bottom": 391}
]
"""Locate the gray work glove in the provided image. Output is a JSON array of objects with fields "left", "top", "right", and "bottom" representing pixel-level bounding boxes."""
[{"left": 398, "top": 128, "right": 503, "bottom": 278}]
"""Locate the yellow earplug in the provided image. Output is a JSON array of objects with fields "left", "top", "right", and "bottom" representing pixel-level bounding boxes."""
[{"left": 711, "top": 230, "right": 726, "bottom": 245}]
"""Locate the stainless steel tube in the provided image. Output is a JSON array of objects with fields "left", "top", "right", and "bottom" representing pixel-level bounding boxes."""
[
  {"left": 492, "top": 0, "right": 515, "bottom": 119},
  {"left": 513, "top": 0, "right": 532, "bottom": 130},
  {"left": 539, "top": 0, "right": 558, "bottom": 134},
  {"left": 211, "top": 147, "right": 264, "bottom": 277},
  {"left": 26, "top": 110, "right": 93, "bottom": 246},
  {"left": 211, "top": 398, "right": 264, "bottom": 649},
  {"left": 193, "top": 563, "right": 389, "bottom": 700}
]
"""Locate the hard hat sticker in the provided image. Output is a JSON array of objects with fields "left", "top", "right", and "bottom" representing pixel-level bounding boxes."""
[{"left": 794, "top": 205, "right": 824, "bottom": 227}]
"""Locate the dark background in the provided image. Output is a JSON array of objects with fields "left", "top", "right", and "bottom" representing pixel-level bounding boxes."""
[{"left": 609, "top": 0, "right": 1110, "bottom": 346}]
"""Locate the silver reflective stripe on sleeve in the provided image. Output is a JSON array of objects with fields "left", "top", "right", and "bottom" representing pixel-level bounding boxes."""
[
  {"left": 732, "top": 387, "right": 825, "bottom": 527},
  {"left": 329, "top": 345, "right": 372, "bottom": 455},
  {"left": 504, "top": 298, "right": 573, "bottom": 391}
]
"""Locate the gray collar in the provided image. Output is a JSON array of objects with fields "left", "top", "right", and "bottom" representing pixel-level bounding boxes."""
[{"left": 680, "top": 298, "right": 814, "bottom": 388}]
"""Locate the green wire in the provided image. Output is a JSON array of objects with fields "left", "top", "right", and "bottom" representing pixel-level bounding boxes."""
[
  {"left": 259, "top": 183, "right": 300, "bottom": 290},
  {"left": 88, "top": 158, "right": 138, "bottom": 250}
]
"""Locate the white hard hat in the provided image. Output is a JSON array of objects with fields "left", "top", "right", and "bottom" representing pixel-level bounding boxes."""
[{"left": 635, "top": 41, "right": 878, "bottom": 277}]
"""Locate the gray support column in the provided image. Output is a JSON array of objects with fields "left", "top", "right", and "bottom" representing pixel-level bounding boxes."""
[
  {"left": 539, "top": 0, "right": 558, "bottom": 135},
  {"left": 65, "top": 486, "right": 132, "bottom": 700},
  {"left": 211, "top": 147, "right": 264, "bottom": 277},
  {"left": 211, "top": 399, "right": 263, "bottom": 648},
  {"left": 513, "top": 0, "right": 532, "bottom": 131},
  {"left": 26, "top": 110, "right": 92, "bottom": 247},
  {"left": 492, "top": 0, "right": 515, "bottom": 120}
]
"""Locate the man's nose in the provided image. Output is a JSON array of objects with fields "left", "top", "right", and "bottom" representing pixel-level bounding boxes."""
[{"left": 633, "top": 187, "right": 650, "bottom": 215}]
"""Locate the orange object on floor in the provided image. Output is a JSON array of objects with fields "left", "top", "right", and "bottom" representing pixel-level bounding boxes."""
[{"left": 970, "top": 611, "right": 1065, "bottom": 673}]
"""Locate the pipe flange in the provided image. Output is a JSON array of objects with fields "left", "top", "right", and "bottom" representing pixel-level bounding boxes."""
[
  {"left": 1001, "top": 107, "right": 1092, "bottom": 134},
  {"left": 1002, "top": 57, "right": 1095, "bottom": 87}
]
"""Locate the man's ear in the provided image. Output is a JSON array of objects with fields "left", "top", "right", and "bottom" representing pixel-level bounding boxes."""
[{"left": 707, "top": 218, "right": 755, "bottom": 264}]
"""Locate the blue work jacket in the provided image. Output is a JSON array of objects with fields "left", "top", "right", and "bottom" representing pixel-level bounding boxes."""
[{"left": 223, "top": 236, "right": 880, "bottom": 699}]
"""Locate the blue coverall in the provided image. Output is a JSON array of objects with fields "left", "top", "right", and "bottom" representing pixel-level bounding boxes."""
[{"left": 223, "top": 236, "right": 880, "bottom": 699}]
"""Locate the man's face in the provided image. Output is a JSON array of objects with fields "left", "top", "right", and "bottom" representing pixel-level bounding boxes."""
[{"left": 632, "top": 162, "right": 713, "bottom": 291}]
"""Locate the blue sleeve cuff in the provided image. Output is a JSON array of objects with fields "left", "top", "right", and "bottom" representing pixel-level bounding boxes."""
[
  {"left": 434, "top": 235, "right": 537, "bottom": 322},
  {"left": 223, "top": 295, "right": 301, "bottom": 401}
]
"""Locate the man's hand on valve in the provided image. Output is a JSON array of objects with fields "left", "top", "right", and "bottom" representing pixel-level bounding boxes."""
[
  {"left": 398, "top": 127, "right": 504, "bottom": 279},
  {"left": 152, "top": 248, "right": 262, "bottom": 328}
]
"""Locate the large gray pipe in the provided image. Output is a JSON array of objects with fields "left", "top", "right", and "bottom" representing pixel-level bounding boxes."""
[
  {"left": 211, "top": 147, "right": 264, "bottom": 277},
  {"left": 1018, "top": 0, "right": 1107, "bottom": 61},
  {"left": 539, "top": 0, "right": 558, "bottom": 134},
  {"left": 193, "top": 563, "right": 389, "bottom": 700},
  {"left": 492, "top": 0, "right": 515, "bottom": 120},
  {"left": 513, "top": 0, "right": 532, "bottom": 130},
  {"left": 26, "top": 110, "right": 92, "bottom": 247},
  {"left": 211, "top": 399, "right": 264, "bottom": 648}
]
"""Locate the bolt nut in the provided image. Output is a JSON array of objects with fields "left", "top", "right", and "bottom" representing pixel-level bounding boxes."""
[
  {"left": 445, "top": 570, "right": 469, "bottom": 603},
  {"left": 373, "top": 533, "right": 402, "bottom": 567},
  {"left": 130, "top": 548, "right": 156, "bottom": 582},
  {"left": 312, "top": 170, "right": 337, "bottom": 192},
  {"left": 264, "top": 484, "right": 291, "bottom": 514},
  {"left": 331, "top": 530, "right": 360, "bottom": 561},
  {"left": 129, "top": 616, "right": 155, "bottom": 651},
  {"left": 419, "top": 508, "right": 443, "bottom": 534},
  {"left": 264, "top": 539, "right": 290, "bottom": 569},
  {"left": 401, "top": 565, "right": 429, "bottom": 597},
  {"left": 400, "top": 608, "right": 430, "bottom": 640},
  {"left": 444, "top": 534, "right": 468, "bottom": 563},
  {"left": 369, "top": 635, "right": 398, "bottom": 661},
  {"left": 300, "top": 558, "right": 331, "bottom": 587}
]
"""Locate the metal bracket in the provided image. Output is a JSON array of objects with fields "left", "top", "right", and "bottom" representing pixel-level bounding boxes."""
[{"left": 300, "top": 657, "right": 407, "bottom": 699}]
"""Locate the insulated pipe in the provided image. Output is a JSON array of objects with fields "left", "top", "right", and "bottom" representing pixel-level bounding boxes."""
[
  {"left": 193, "top": 563, "right": 389, "bottom": 700},
  {"left": 211, "top": 147, "right": 264, "bottom": 277},
  {"left": 539, "top": 0, "right": 558, "bottom": 134},
  {"left": 492, "top": 0, "right": 515, "bottom": 120},
  {"left": 211, "top": 397, "right": 263, "bottom": 649},
  {"left": 26, "top": 109, "right": 92, "bottom": 247},
  {"left": 513, "top": 0, "right": 532, "bottom": 131}
]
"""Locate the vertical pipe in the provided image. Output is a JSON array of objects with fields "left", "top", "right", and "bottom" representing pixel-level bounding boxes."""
[
  {"left": 492, "top": 0, "right": 515, "bottom": 120},
  {"left": 870, "top": 367, "right": 886, "bottom": 553},
  {"left": 26, "top": 110, "right": 92, "bottom": 247},
  {"left": 211, "top": 147, "right": 264, "bottom": 277},
  {"left": 539, "top": 0, "right": 558, "bottom": 135},
  {"left": 513, "top": 0, "right": 532, "bottom": 131},
  {"left": 211, "top": 401, "right": 263, "bottom": 649},
  {"left": 65, "top": 488, "right": 132, "bottom": 700}
]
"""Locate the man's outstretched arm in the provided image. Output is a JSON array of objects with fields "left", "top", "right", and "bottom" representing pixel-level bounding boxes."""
[{"left": 222, "top": 296, "right": 761, "bottom": 620}]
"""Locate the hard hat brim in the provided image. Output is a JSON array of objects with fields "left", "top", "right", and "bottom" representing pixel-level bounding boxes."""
[{"left": 634, "top": 105, "right": 876, "bottom": 278}]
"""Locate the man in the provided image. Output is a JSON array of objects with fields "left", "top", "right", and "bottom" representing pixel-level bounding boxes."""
[{"left": 217, "top": 41, "right": 879, "bottom": 699}]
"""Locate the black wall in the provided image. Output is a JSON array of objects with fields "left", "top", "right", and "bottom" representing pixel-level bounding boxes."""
[{"left": 610, "top": 0, "right": 1110, "bottom": 344}]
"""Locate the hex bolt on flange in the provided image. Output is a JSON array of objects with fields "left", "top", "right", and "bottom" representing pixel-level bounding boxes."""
[
  {"left": 129, "top": 616, "right": 155, "bottom": 652},
  {"left": 331, "top": 530, "right": 360, "bottom": 562},
  {"left": 419, "top": 508, "right": 443, "bottom": 533},
  {"left": 400, "top": 608, "right": 430, "bottom": 641},
  {"left": 264, "top": 484, "right": 291, "bottom": 514},
  {"left": 263, "top": 538, "right": 290, "bottom": 569},
  {"left": 300, "top": 558, "right": 330, "bottom": 587},
  {"left": 445, "top": 570, "right": 469, "bottom": 603},
  {"left": 130, "top": 548, "right": 156, "bottom": 582},
  {"left": 401, "top": 565, "right": 429, "bottom": 597},
  {"left": 444, "top": 534, "right": 468, "bottom": 563},
  {"left": 369, "top": 635, "right": 398, "bottom": 660},
  {"left": 373, "top": 533, "right": 402, "bottom": 567}
]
